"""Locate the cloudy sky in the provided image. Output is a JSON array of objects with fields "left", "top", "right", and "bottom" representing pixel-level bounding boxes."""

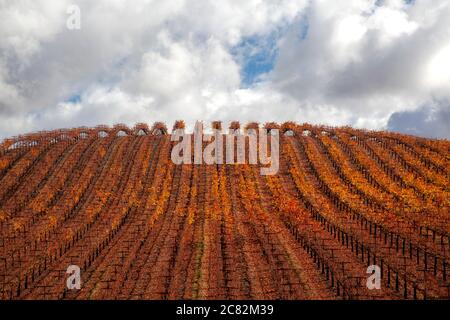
[{"left": 0, "top": 0, "right": 449, "bottom": 139}]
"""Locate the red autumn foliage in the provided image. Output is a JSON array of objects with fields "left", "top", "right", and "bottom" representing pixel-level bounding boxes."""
[{"left": 0, "top": 121, "right": 448, "bottom": 300}]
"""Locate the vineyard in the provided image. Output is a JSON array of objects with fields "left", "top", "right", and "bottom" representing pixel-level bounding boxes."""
[{"left": 0, "top": 121, "right": 448, "bottom": 300}]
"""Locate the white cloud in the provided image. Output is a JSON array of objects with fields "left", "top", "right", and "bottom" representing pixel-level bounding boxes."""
[
  {"left": 0, "top": 0, "right": 449, "bottom": 139},
  {"left": 425, "top": 44, "right": 450, "bottom": 89},
  {"left": 270, "top": 0, "right": 450, "bottom": 135},
  {"left": 0, "top": 0, "right": 70, "bottom": 68}
]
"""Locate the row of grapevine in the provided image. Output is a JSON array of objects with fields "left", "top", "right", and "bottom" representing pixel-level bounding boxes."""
[{"left": 0, "top": 121, "right": 448, "bottom": 300}]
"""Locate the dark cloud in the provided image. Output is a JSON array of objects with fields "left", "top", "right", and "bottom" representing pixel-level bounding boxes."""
[{"left": 387, "top": 105, "right": 450, "bottom": 139}]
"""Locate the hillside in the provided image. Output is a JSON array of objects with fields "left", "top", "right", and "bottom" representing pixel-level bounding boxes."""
[{"left": 0, "top": 122, "right": 448, "bottom": 300}]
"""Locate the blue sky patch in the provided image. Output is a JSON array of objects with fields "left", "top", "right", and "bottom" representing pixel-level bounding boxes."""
[
  {"left": 231, "top": 33, "right": 280, "bottom": 87},
  {"left": 298, "top": 14, "right": 309, "bottom": 40},
  {"left": 66, "top": 93, "right": 81, "bottom": 104},
  {"left": 231, "top": 19, "right": 310, "bottom": 87}
]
